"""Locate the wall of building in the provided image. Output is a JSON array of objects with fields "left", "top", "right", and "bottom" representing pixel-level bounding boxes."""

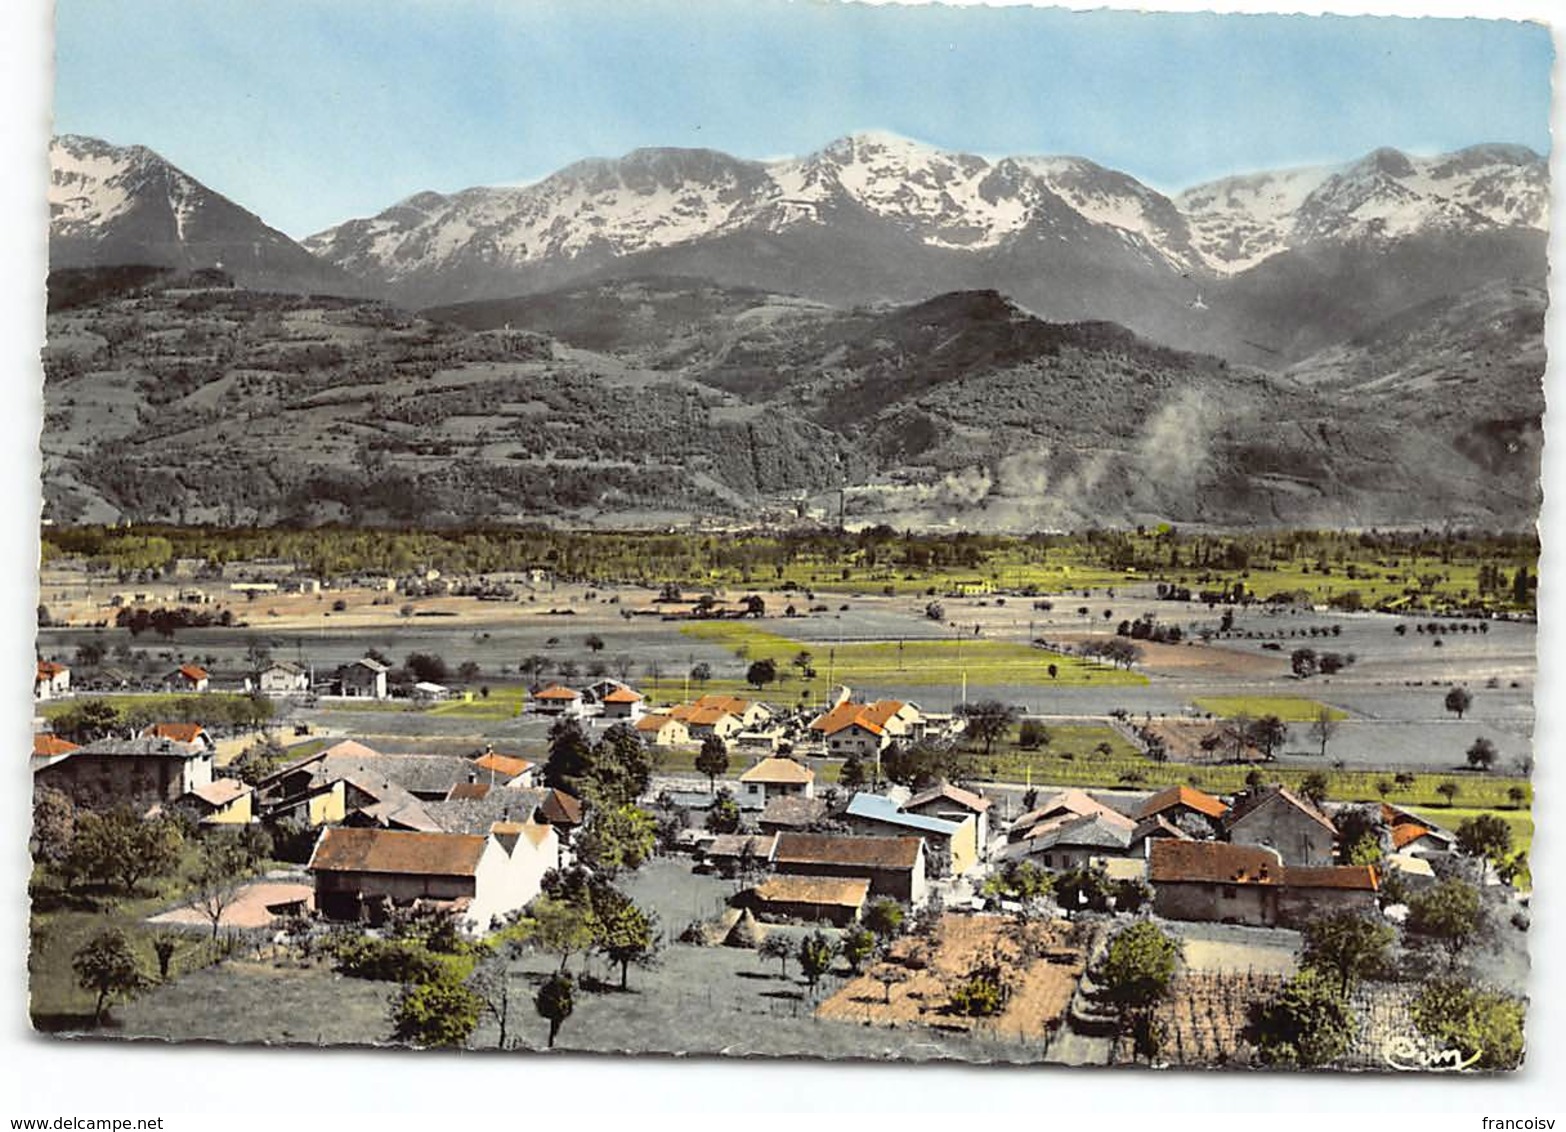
[
  {"left": 465, "top": 831, "right": 560, "bottom": 933},
  {"left": 38, "top": 752, "right": 212, "bottom": 812},
  {"left": 1228, "top": 802, "right": 1335, "bottom": 865},
  {"left": 1152, "top": 881, "right": 1277, "bottom": 927},
  {"left": 1277, "top": 886, "right": 1378, "bottom": 926}
]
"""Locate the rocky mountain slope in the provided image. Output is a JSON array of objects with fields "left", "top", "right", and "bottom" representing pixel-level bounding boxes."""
[
  {"left": 40, "top": 272, "right": 1541, "bottom": 531},
  {"left": 50, "top": 135, "right": 359, "bottom": 294}
]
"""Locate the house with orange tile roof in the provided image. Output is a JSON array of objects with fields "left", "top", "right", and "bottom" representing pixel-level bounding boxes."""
[
  {"left": 738, "top": 756, "right": 815, "bottom": 807},
  {"left": 468, "top": 748, "right": 536, "bottom": 788},
  {"left": 1136, "top": 784, "right": 1229, "bottom": 834},
  {"left": 808, "top": 698, "right": 923, "bottom": 757},
  {"left": 1223, "top": 784, "right": 1337, "bottom": 865},
  {"left": 1379, "top": 803, "right": 1456, "bottom": 858},
  {"left": 162, "top": 663, "right": 210, "bottom": 693},
  {"left": 34, "top": 660, "right": 70, "bottom": 702},
  {"left": 308, "top": 820, "right": 558, "bottom": 933},
  {"left": 635, "top": 713, "right": 691, "bottom": 747},
  {"left": 667, "top": 694, "right": 772, "bottom": 739},
  {"left": 530, "top": 683, "right": 584, "bottom": 717},
  {"left": 599, "top": 684, "right": 646, "bottom": 721},
  {"left": 31, "top": 732, "right": 80, "bottom": 771}
]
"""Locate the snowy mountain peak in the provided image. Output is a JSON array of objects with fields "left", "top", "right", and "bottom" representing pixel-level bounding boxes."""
[{"left": 287, "top": 133, "right": 1550, "bottom": 300}]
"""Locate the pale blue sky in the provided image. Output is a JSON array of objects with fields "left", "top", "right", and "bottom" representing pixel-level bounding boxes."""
[{"left": 52, "top": 0, "right": 1554, "bottom": 238}]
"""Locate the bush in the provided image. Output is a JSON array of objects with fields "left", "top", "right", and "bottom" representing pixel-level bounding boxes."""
[{"left": 328, "top": 936, "right": 450, "bottom": 985}]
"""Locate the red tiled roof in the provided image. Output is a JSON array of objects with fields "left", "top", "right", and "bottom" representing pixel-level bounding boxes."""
[
  {"left": 537, "top": 788, "right": 583, "bottom": 826},
  {"left": 533, "top": 684, "right": 580, "bottom": 700},
  {"left": 1284, "top": 865, "right": 1379, "bottom": 892},
  {"left": 36, "top": 661, "right": 68, "bottom": 678},
  {"left": 773, "top": 832, "right": 922, "bottom": 871},
  {"left": 471, "top": 752, "right": 533, "bottom": 779},
  {"left": 446, "top": 782, "right": 492, "bottom": 801},
  {"left": 178, "top": 664, "right": 208, "bottom": 681},
  {"left": 635, "top": 713, "right": 681, "bottom": 733},
  {"left": 603, "top": 686, "right": 643, "bottom": 703},
  {"left": 143, "top": 722, "right": 206, "bottom": 744},
  {"left": 809, "top": 699, "right": 908, "bottom": 737},
  {"left": 32, "top": 734, "right": 79, "bottom": 757},
  {"left": 1391, "top": 823, "right": 1433, "bottom": 850},
  {"left": 1138, "top": 784, "right": 1229, "bottom": 822},
  {"left": 1149, "top": 840, "right": 1283, "bottom": 886},
  {"left": 308, "top": 827, "right": 487, "bottom": 877}
]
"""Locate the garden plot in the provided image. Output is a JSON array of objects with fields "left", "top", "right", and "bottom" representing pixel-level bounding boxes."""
[{"left": 815, "top": 913, "right": 1084, "bottom": 1044}]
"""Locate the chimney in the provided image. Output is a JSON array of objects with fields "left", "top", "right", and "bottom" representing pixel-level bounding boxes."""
[{"left": 468, "top": 771, "right": 478, "bottom": 784}]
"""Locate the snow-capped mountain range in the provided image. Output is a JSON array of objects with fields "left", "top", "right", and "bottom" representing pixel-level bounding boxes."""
[
  {"left": 301, "top": 130, "right": 1546, "bottom": 282},
  {"left": 48, "top": 131, "right": 1548, "bottom": 362}
]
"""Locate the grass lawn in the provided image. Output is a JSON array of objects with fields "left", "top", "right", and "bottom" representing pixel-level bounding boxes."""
[
  {"left": 38, "top": 692, "right": 264, "bottom": 722},
  {"left": 28, "top": 846, "right": 252, "bottom": 1029},
  {"left": 1189, "top": 696, "right": 1347, "bottom": 722},
  {"left": 680, "top": 621, "right": 1145, "bottom": 688},
  {"left": 1409, "top": 805, "right": 1533, "bottom": 878}
]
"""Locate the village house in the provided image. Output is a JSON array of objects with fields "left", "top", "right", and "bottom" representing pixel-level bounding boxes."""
[
  {"left": 749, "top": 875, "right": 871, "bottom": 927},
  {"left": 1148, "top": 840, "right": 1379, "bottom": 927},
  {"left": 530, "top": 684, "right": 584, "bottom": 717},
  {"left": 31, "top": 732, "right": 80, "bottom": 772},
  {"left": 250, "top": 660, "right": 309, "bottom": 696},
  {"left": 635, "top": 713, "right": 691, "bottom": 747},
  {"left": 808, "top": 697, "right": 923, "bottom": 757},
  {"left": 162, "top": 664, "right": 210, "bottom": 693},
  {"left": 903, "top": 779, "right": 993, "bottom": 854},
  {"left": 1276, "top": 864, "right": 1382, "bottom": 922},
  {"left": 669, "top": 694, "right": 772, "bottom": 740},
  {"left": 535, "top": 788, "right": 585, "bottom": 846},
  {"left": 842, "top": 792, "right": 979, "bottom": 876},
  {"left": 1149, "top": 840, "right": 1284, "bottom": 926},
  {"left": 468, "top": 748, "right": 537, "bottom": 789},
  {"left": 599, "top": 685, "right": 646, "bottom": 721},
  {"left": 1223, "top": 785, "right": 1337, "bottom": 865},
  {"left": 1010, "top": 788, "right": 1128, "bottom": 841},
  {"left": 308, "top": 822, "right": 559, "bottom": 933},
  {"left": 1381, "top": 803, "right": 1457, "bottom": 858},
  {"left": 1136, "top": 783, "right": 1229, "bottom": 835},
  {"left": 35, "top": 735, "right": 215, "bottom": 812},
  {"left": 771, "top": 832, "right": 926, "bottom": 905},
  {"left": 34, "top": 660, "right": 70, "bottom": 701},
  {"left": 738, "top": 756, "right": 815, "bottom": 808},
  {"left": 996, "top": 809, "right": 1178, "bottom": 872},
  {"left": 175, "top": 778, "right": 254, "bottom": 826},
  {"left": 338, "top": 657, "right": 390, "bottom": 700},
  {"left": 411, "top": 681, "right": 452, "bottom": 703}
]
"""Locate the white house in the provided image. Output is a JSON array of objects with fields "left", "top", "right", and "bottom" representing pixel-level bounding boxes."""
[
  {"left": 308, "top": 821, "right": 559, "bottom": 935},
  {"left": 738, "top": 756, "right": 815, "bottom": 808},
  {"left": 34, "top": 661, "right": 70, "bottom": 701}
]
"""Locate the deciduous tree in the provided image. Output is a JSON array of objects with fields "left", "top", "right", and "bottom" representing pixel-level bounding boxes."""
[
  {"left": 72, "top": 929, "right": 147, "bottom": 1026},
  {"left": 694, "top": 734, "right": 729, "bottom": 793},
  {"left": 1301, "top": 911, "right": 1394, "bottom": 995},
  {"left": 1249, "top": 967, "right": 1355, "bottom": 1068}
]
